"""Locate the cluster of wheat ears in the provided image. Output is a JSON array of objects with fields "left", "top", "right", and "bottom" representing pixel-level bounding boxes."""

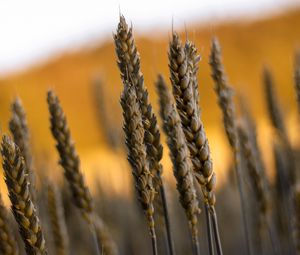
[{"left": 0, "top": 16, "right": 300, "bottom": 255}]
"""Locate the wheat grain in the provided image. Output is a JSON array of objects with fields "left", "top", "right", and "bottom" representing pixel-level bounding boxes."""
[{"left": 1, "top": 135, "right": 47, "bottom": 255}]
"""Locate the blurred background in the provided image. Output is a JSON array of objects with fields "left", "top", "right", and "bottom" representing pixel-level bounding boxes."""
[{"left": 0, "top": 1, "right": 300, "bottom": 253}]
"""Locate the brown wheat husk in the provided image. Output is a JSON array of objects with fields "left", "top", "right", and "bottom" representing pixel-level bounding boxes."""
[
  {"left": 47, "top": 90, "right": 118, "bottom": 255},
  {"left": 169, "top": 33, "right": 216, "bottom": 209},
  {"left": 114, "top": 15, "right": 163, "bottom": 194},
  {"left": 9, "top": 98, "right": 36, "bottom": 202},
  {"left": 164, "top": 102, "right": 200, "bottom": 254},
  {"left": 121, "top": 83, "right": 157, "bottom": 255},
  {"left": 1, "top": 135, "right": 47, "bottom": 255},
  {"left": 115, "top": 16, "right": 174, "bottom": 255}
]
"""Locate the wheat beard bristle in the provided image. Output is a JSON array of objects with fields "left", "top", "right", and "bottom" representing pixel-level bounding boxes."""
[{"left": 1, "top": 135, "right": 47, "bottom": 255}]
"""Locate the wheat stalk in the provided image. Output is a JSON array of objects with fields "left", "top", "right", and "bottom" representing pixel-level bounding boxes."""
[
  {"left": 294, "top": 187, "right": 300, "bottom": 253},
  {"left": 209, "top": 37, "right": 251, "bottom": 255},
  {"left": 120, "top": 83, "right": 157, "bottom": 255},
  {"left": 47, "top": 90, "right": 118, "bottom": 255},
  {"left": 0, "top": 193, "right": 19, "bottom": 255},
  {"left": 9, "top": 98, "right": 36, "bottom": 202},
  {"left": 93, "top": 215, "right": 119, "bottom": 255},
  {"left": 1, "top": 135, "right": 47, "bottom": 255},
  {"left": 114, "top": 15, "right": 174, "bottom": 255},
  {"left": 47, "top": 183, "right": 69, "bottom": 255}
]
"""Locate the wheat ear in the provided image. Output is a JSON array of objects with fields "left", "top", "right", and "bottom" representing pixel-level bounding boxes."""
[
  {"left": 163, "top": 100, "right": 201, "bottom": 255},
  {"left": 263, "top": 68, "right": 287, "bottom": 136},
  {"left": 121, "top": 83, "right": 157, "bottom": 255},
  {"left": 114, "top": 15, "right": 163, "bottom": 194},
  {"left": 209, "top": 37, "right": 251, "bottom": 255},
  {"left": 294, "top": 51, "right": 300, "bottom": 115},
  {"left": 9, "top": 98, "right": 36, "bottom": 202},
  {"left": 47, "top": 183, "right": 69, "bottom": 255},
  {"left": 169, "top": 34, "right": 216, "bottom": 207},
  {"left": 1, "top": 135, "right": 47, "bottom": 255},
  {"left": 169, "top": 34, "right": 221, "bottom": 255},
  {"left": 155, "top": 74, "right": 173, "bottom": 134},
  {"left": 186, "top": 41, "right": 222, "bottom": 255},
  {"left": 0, "top": 193, "right": 19, "bottom": 255},
  {"left": 114, "top": 15, "right": 174, "bottom": 255},
  {"left": 47, "top": 90, "right": 118, "bottom": 255},
  {"left": 92, "top": 77, "right": 120, "bottom": 150}
]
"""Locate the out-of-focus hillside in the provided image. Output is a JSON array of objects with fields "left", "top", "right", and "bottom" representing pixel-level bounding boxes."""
[{"left": 0, "top": 8, "right": 299, "bottom": 183}]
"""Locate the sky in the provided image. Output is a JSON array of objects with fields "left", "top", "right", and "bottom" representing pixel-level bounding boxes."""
[{"left": 0, "top": 0, "right": 297, "bottom": 75}]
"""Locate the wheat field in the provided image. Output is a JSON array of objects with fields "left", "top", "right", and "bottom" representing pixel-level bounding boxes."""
[{"left": 0, "top": 12, "right": 300, "bottom": 255}]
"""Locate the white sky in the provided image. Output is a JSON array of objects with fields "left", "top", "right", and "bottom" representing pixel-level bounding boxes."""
[{"left": 0, "top": 0, "right": 297, "bottom": 75}]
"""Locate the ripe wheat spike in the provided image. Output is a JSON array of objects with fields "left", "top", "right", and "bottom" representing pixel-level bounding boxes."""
[
  {"left": 120, "top": 83, "right": 157, "bottom": 255},
  {"left": 1, "top": 135, "right": 47, "bottom": 255},
  {"left": 9, "top": 98, "right": 36, "bottom": 202}
]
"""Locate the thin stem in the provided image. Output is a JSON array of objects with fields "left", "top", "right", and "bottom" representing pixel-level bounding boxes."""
[
  {"left": 190, "top": 227, "right": 200, "bottom": 255},
  {"left": 160, "top": 183, "right": 175, "bottom": 255},
  {"left": 210, "top": 207, "right": 223, "bottom": 255},
  {"left": 265, "top": 216, "right": 279, "bottom": 255},
  {"left": 90, "top": 223, "right": 102, "bottom": 255},
  {"left": 234, "top": 150, "right": 252, "bottom": 255},
  {"left": 150, "top": 226, "right": 158, "bottom": 255},
  {"left": 205, "top": 204, "right": 214, "bottom": 255}
]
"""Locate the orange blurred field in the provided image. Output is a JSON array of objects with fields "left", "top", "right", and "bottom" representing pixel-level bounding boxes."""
[{"left": 0, "top": 8, "right": 299, "bottom": 195}]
